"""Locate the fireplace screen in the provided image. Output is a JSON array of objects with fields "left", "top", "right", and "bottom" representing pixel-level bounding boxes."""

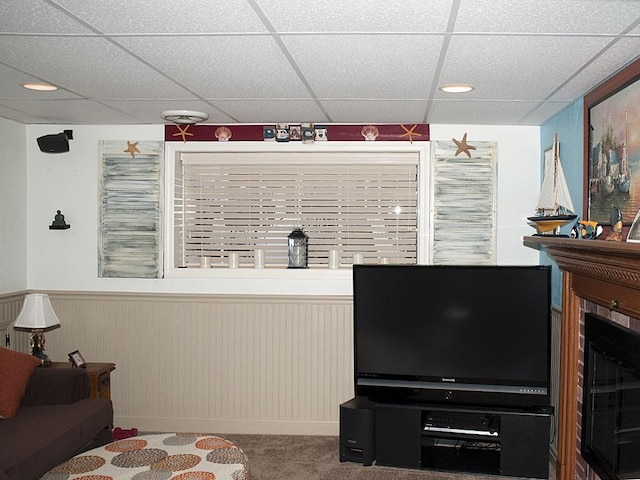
[{"left": 582, "top": 313, "right": 640, "bottom": 480}]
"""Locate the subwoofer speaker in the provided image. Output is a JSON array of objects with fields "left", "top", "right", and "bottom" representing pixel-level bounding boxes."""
[
  {"left": 339, "top": 398, "right": 375, "bottom": 466},
  {"left": 37, "top": 130, "right": 73, "bottom": 153}
]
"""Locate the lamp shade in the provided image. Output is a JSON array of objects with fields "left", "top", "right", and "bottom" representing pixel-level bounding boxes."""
[{"left": 13, "top": 294, "right": 61, "bottom": 331}]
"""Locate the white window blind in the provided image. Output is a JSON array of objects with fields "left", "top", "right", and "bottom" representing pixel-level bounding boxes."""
[{"left": 175, "top": 152, "right": 418, "bottom": 268}]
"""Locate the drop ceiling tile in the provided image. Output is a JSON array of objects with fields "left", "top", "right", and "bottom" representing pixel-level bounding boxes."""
[
  {"left": 519, "top": 101, "right": 573, "bottom": 125},
  {"left": 0, "top": 99, "right": 143, "bottom": 124},
  {"left": 0, "top": 64, "right": 81, "bottom": 100},
  {"left": 321, "top": 100, "right": 429, "bottom": 123},
  {"left": 283, "top": 35, "right": 443, "bottom": 98},
  {"left": 1, "top": 0, "right": 638, "bottom": 126},
  {"left": 211, "top": 99, "right": 329, "bottom": 123},
  {"left": 0, "top": 104, "right": 50, "bottom": 124},
  {"left": 438, "top": 35, "right": 612, "bottom": 100},
  {"left": 0, "top": 36, "right": 194, "bottom": 99},
  {"left": 53, "top": 0, "right": 268, "bottom": 34},
  {"left": 256, "top": 0, "right": 453, "bottom": 32},
  {"left": 0, "top": 0, "right": 94, "bottom": 34},
  {"left": 550, "top": 42, "right": 640, "bottom": 101},
  {"left": 427, "top": 100, "right": 556, "bottom": 125},
  {"left": 118, "top": 35, "right": 312, "bottom": 98},
  {"left": 455, "top": 0, "right": 640, "bottom": 34},
  {"left": 102, "top": 100, "right": 236, "bottom": 124}
]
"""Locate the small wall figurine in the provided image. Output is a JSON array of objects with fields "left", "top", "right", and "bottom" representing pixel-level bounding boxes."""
[
  {"left": 578, "top": 220, "right": 602, "bottom": 239},
  {"left": 49, "top": 210, "right": 70, "bottom": 230},
  {"left": 605, "top": 206, "right": 623, "bottom": 241}
]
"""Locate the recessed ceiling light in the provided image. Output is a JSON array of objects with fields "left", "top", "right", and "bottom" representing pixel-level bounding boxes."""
[
  {"left": 22, "top": 82, "right": 58, "bottom": 91},
  {"left": 161, "top": 110, "right": 209, "bottom": 124},
  {"left": 439, "top": 84, "right": 475, "bottom": 93}
]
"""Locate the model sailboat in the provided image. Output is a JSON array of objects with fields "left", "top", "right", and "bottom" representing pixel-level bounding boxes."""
[{"left": 527, "top": 134, "right": 577, "bottom": 235}]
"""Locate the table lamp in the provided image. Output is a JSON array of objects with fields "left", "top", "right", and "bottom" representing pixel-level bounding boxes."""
[{"left": 13, "top": 293, "right": 61, "bottom": 366}]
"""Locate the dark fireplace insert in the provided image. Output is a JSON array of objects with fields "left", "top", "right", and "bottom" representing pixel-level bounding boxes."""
[{"left": 582, "top": 313, "right": 640, "bottom": 480}]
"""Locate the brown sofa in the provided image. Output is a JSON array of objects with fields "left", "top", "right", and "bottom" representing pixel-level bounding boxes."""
[{"left": 0, "top": 367, "right": 113, "bottom": 480}]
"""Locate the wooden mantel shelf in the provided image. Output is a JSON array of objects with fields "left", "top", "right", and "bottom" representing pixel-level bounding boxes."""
[
  {"left": 524, "top": 236, "right": 640, "bottom": 319},
  {"left": 523, "top": 236, "right": 640, "bottom": 480}
]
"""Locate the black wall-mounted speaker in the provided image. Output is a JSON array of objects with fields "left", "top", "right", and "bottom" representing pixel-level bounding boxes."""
[{"left": 37, "top": 130, "right": 73, "bottom": 153}]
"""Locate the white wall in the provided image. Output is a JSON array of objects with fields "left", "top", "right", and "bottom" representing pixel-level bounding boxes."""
[
  {"left": 0, "top": 118, "right": 27, "bottom": 294},
  {"left": 430, "top": 125, "right": 541, "bottom": 265},
  {"left": 25, "top": 124, "right": 541, "bottom": 295},
  {"left": 26, "top": 125, "right": 164, "bottom": 292}
]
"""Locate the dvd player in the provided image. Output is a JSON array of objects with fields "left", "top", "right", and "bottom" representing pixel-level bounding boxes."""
[{"left": 423, "top": 412, "right": 499, "bottom": 437}]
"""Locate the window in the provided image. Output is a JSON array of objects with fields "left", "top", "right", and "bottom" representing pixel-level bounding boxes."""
[{"left": 172, "top": 150, "right": 419, "bottom": 269}]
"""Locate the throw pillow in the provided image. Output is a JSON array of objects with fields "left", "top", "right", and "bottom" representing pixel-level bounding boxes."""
[{"left": 0, "top": 347, "right": 42, "bottom": 419}]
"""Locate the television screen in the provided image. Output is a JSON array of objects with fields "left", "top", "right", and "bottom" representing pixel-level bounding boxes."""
[{"left": 353, "top": 265, "right": 551, "bottom": 409}]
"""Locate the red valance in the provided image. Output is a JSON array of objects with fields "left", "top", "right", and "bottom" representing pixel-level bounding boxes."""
[{"left": 165, "top": 123, "right": 429, "bottom": 143}]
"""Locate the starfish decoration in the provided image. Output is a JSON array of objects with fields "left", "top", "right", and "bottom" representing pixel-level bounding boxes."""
[
  {"left": 399, "top": 124, "right": 422, "bottom": 144},
  {"left": 452, "top": 133, "right": 476, "bottom": 158},
  {"left": 124, "top": 141, "right": 140, "bottom": 158},
  {"left": 172, "top": 124, "right": 194, "bottom": 143}
]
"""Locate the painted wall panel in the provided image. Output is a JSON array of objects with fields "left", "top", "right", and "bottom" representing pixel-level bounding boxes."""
[{"left": 5, "top": 292, "right": 353, "bottom": 435}]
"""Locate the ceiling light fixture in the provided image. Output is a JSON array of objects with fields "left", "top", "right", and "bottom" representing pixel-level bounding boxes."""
[
  {"left": 22, "top": 82, "right": 58, "bottom": 91},
  {"left": 439, "top": 84, "right": 475, "bottom": 93},
  {"left": 160, "top": 110, "right": 209, "bottom": 124}
]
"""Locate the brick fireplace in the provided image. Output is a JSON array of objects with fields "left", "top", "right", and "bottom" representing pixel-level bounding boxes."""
[{"left": 525, "top": 237, "right": 640, "bottom": 480}]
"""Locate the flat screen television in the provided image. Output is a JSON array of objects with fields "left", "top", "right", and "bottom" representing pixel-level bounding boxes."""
[{"left": 353, "top": 265, "right": 552, "bottom": 410}]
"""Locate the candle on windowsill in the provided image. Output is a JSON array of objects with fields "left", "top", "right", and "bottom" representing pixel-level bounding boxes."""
[
  {"left": 329, "top": 250, "right": 340, "bottom": 269},
  {"left": 254, "top": 249, "right": 265, "bottom": 269}
]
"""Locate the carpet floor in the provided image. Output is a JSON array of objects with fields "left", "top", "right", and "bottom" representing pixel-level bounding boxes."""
[{"left": 215, "top": 434, "right": 548, "bottom": 480}]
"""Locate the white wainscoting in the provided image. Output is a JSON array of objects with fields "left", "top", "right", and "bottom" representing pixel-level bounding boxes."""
[
  {"left": 0, "top": 292, "right": 562, "bottom": 440},
  {"left": 0, "top": 292, "right": 26, "bottom": 350},
  {"left": 5, "top": 292, "right": 354, "bottom": 435}
]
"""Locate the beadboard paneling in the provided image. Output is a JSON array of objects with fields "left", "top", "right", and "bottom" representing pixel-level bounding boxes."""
[
  {"left": 29, "top": 292, "right": 354, "bottom": 435},
  {"left": 0, "top": 291, "right": 27, "bottom": 350},
  {"left": 1, "top": 291, "right": 560, "bottom": 439}
]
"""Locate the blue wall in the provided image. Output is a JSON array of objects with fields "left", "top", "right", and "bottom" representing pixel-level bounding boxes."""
[{"left": 540, "top": 99, "right": 584, "bottom": 306}]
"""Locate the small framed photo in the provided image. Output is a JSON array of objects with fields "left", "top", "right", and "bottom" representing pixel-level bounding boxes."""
[
  {"left": 68, "top": 350, "right": 87, "bottom": 368},
  {"left": 627, "top": 211, "right": 640, "bottom": 242},
  {"left": 627, "top": 210, "right": 640, "bottom": 243}
]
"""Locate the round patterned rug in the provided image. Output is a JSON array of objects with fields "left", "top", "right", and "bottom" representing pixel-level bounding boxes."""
[{"left": 42, "top": 433, "right": 249, "bottom": 480}]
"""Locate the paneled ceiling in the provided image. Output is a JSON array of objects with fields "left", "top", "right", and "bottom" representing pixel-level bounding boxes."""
[{"left": 1, "top": 0, "right": 639, "bottom": 126}]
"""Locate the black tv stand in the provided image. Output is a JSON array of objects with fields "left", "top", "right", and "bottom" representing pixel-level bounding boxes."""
[{"left": 340, "top": 398, "right": 552, "bottom": 479}]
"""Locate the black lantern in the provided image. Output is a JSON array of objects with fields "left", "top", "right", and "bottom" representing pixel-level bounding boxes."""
[{"left": 288, "top": 228, "right": 308, "bottom": 268}]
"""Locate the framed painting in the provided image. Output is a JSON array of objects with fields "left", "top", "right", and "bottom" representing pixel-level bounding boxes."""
[{"left": 584, "top": 56, "right": 640, "bottom": 225}]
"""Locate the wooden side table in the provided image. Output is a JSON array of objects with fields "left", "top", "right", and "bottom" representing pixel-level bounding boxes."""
[{"left": 50, "top": 362, "right": 116, "bottom": 400}]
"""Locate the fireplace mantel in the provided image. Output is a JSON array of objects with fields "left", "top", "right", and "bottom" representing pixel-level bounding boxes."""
[
  {"left": 524, "top": 236, "right": 640, "bottom": 318},
  {"left": 523, "top": 236, "right": 640, "bottom": 480}
]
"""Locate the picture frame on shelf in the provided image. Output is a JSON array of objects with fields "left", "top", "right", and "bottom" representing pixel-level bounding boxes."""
[
  {"left": 68, "top": 350, "right": 86, "bottom": 368},
  {"left": 627, "top": 210, "right": 640, "bottom": 243},
  {"left": 584, "top": 56, "right": 640, "bottom": 226}
]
